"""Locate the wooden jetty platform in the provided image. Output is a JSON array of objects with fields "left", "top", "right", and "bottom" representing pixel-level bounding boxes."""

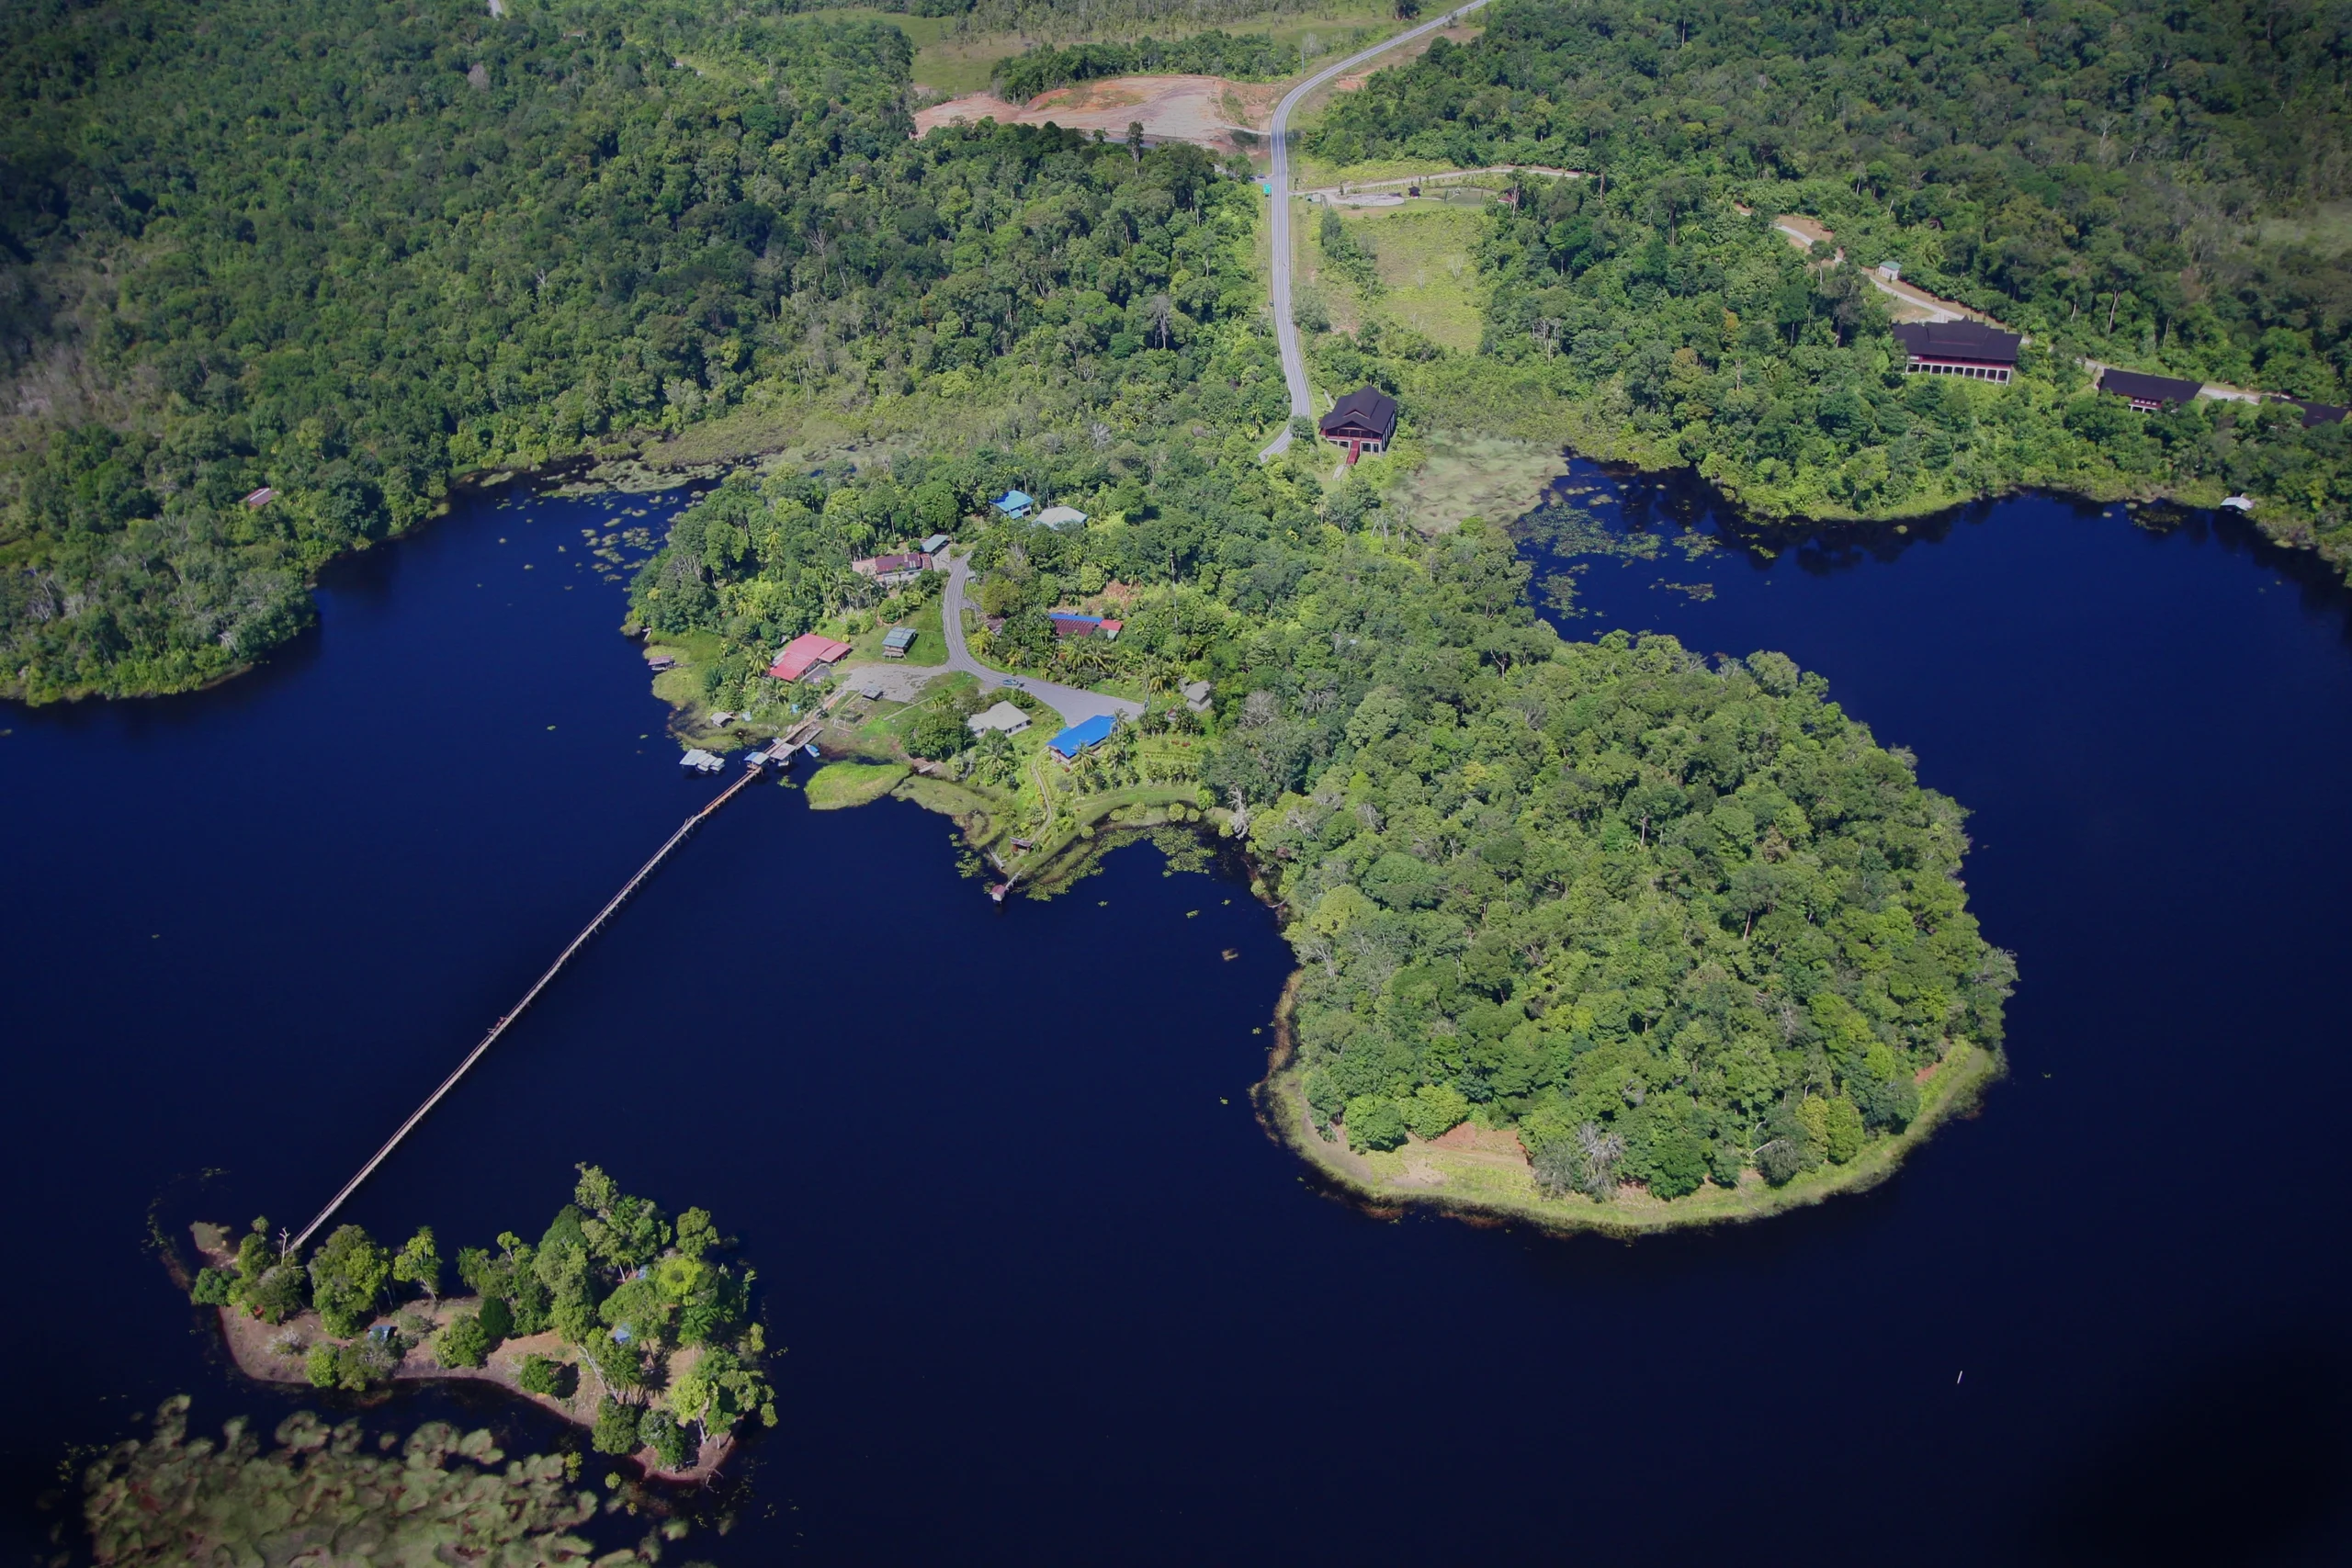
[{"left": 290, "top": 721, "right": 822, "bottom": 1250}]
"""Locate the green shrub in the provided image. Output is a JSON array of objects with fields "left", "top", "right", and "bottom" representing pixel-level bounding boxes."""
[
  {"left": 189, "top": 1267, "right": 234, "bottom": 1306},
  {"left": 243, "top": 1263, "right": 309, "bottom": 1325},
  {"left": 515, "top": 1355, "right": 574, "bottom": 1399},
  {"left": 309, "top": 1224, "right": 391, "bottom": 1337},
  {"left": 306, "top": 1336, "right": 401, "bottom": 1391},
  {"left": 435, "top": 1314, "right": 492, "bottom": 1370},
  {"left": 1399, "top": 1083, "right": 1469, "bottom": 1141},
  {"left": 591, "top": 1399, "right": 641, "bottom": 1457},
  {"left": 639, "top": 1406, "right": 692, "bottom": 1471},
  {"left": 1343, "top": 1095, "right": 1408, "bottom": 1152}
]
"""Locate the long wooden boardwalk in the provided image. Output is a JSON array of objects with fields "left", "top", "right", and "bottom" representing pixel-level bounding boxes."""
[{"left": 290, "top": 739, "right": 803, "bottom": 1251}]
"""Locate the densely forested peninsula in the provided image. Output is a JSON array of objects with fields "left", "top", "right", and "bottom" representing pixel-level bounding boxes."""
[
  {"left": 189, "top": 1166, "right": 773, "bottom": 1477},
  {"left": 629, "top": 428, "right": 2013, "bottom": 1219}
]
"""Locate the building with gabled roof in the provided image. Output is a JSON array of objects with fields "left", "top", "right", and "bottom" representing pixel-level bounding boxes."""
[
  {"left": 967, "top": 700, "right": 1032, "bottom": 737},
  {"left": 1047, "top": 713, "right": 1116, "bottom": 760},
  {"left": 768, "top": 632, "right": 854, "bottom": 682},
  {"left": 2098, "top": 367, "right": 2202, "bottom": 412},
  {"left": 1890, "top": 321, "right": 2022, "bottom": 383},
  {"left": 1319, "top": 385, "right": 1397, "bottom": 464}
]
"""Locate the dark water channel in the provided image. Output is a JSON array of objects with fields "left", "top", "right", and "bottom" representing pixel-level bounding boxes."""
[{"left": 6, "top": 467, "right": 2352, "bottom": 1563}]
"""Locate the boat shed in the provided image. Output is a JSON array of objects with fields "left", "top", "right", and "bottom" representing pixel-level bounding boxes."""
[
  {"left": 769, "top": 631, "right": 854, "bottom": 682},
  {"left": 967, "top": 700, "right": 1032, "bottom": 737},
  {"left": 679, "top": 749, "right": 724, "bottom": 774},
  {"left": 1890, "top": 321, "right": 2021, "bottom": 383},
  {"left": 1048, "top": 713, "right": 1116, "bottom": 760},
  {"left": 2099, "top": 367, "right": 2203, "bottom": 412},
  {"left": 991, "top": 490, "right": 1035, "bottom": 519}
]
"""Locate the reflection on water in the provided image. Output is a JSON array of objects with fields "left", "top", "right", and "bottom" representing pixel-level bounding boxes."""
[{"left": 8, "top": 465, "right": 2352, "bottom": 1563}]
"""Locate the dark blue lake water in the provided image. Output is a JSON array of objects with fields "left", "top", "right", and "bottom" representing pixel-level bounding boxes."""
[{"left": 6, "top": 466, "right": 2352, "bottom": 1564}]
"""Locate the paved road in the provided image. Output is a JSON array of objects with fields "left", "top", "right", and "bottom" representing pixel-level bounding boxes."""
[
  {"left": 940, "top": 553, "right": 1145, "bottom": 728},
  {"left": 1257, "top": 0, "right": 1496, "bottom": 461}
]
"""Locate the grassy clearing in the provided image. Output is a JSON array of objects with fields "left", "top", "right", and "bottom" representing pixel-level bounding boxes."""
[
  {"left": 2256, "top": 201, "right": 2352, "bottom": 254},
  {"left": 805, "top": 761, "right": 910, "bottom": 810},
  {"left": 1261, "top": 1040, "right": 2002, "bottom": 1236},
  {"left": 1291, "top": 152, "right": 1472, "bottom": 189},
  {"left": 1339, "top": 201, "right": 1488, "bottom": 351},
  {"left": 853, "top": 595, "right": 947, "bottom": 666}
]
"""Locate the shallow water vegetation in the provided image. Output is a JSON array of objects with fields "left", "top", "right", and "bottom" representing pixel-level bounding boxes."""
[{"left": 84, "top": 1395, "right": 682, "bottom": 1566}]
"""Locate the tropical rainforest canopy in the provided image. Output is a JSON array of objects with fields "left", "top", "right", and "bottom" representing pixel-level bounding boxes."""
[
  {"left": 1306, "top": 0, "right": 2352, "bottom": 556},
  {"left": 5, "top": 0, "right": 2351, "bottom": 702}
]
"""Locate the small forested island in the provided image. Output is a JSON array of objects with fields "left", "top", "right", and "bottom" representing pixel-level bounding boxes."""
[{"left": 188, "top": 1166, "right": 773, "bottom": 1479}]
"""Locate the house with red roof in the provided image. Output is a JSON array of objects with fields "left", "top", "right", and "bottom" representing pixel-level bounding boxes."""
[{"left": 768, "top": 632, "right": 854, "bottom": 682}]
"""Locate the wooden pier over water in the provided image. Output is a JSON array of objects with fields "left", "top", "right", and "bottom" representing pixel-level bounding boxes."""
[{"left": 291, "top": 717, "right": 822, "bottom": 1250}]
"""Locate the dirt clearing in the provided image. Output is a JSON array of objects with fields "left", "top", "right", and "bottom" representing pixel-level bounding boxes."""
[{"left": 915, "top": 74, "right": 1285, "bottom": 152}]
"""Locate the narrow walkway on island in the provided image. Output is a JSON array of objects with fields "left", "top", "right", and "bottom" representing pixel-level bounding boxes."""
[{"left": 940, "top": 551, "right": 1144, "bottom": 728}]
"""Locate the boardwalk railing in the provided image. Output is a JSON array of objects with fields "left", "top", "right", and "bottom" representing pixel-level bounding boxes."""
[{"left": 290, "top": 754, "right": 776, "bottom": 1251}]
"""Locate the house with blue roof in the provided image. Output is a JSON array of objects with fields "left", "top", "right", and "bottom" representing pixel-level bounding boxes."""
[
  {"left": 1047, "top": 713, "right": 1116, "bottom": 761},
  {"left": 990, "top": 490, "right": 1035, "bottom": 519}
]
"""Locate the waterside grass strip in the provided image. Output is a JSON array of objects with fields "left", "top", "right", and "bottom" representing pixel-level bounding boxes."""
[{"left": 1253, "top": 972, "right": 2005, "bottom": 1237}]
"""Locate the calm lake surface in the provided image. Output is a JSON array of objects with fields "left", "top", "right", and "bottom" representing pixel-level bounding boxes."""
[{"left": 6, "top": 466, "right": 2352, "bottom": 1563}]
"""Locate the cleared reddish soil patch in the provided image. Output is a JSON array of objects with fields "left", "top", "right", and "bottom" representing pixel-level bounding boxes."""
[{"left": 915, "top": 74, "right": 1283, "bottom": 152}]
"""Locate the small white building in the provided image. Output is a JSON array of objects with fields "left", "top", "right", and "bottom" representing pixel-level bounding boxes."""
[
  {"left": 679, "top": 749, "right": 725, "bottom": 774},
  {"left": 967, "top": 700, "right": 1032, "bottom": 737}
]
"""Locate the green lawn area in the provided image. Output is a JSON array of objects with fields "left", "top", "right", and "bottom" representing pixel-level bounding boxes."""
[
  {"left": 1333, "top": 202, "right": 1489, "bottom": 353},
  {"left": 1290, "top": 152, "right": 1476, "bottom": 190},
  {"left": 805, "top": 761, "right": 910, "bottom": 810},
  {"left": 846, "top": 594, "right": 946, "bottom": 665}
]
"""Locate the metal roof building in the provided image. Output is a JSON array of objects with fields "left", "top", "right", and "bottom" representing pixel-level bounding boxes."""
[
  {"left": 1048, "top": 713, "right": 1116, "bottom": 759},
  {"left": 769, "top": 632, "right": 854, "bottom": 682},
  {"left": 2098, "top": 367, "right": 2203, "bottom": 411},
  {"left": 967, "top": 701, "right": 1032, "bottom": 736}
]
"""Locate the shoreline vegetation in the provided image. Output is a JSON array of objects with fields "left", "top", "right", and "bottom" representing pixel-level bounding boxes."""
[
  {"left": 759, "top": 490, "right": 2013, "bottom": 1228},
  {"left": 1254, "top": 970, "right": 2005, "bottom": 1232},
  {"left": 182, "top": 1166, "right": 774, "bottom": 1484},
  {"left": 6, "top": 0, "right": 2352, "bottom": 704}
]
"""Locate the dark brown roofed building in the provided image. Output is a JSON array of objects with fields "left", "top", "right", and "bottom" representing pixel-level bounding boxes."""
[
  {"left": 1890, "top": 321, "right": 2022, "bottom": 383},
  {"left": 2098, "top": 367, "right": 2202, "bottom": 412},
  {"left": 1319, "top": 385, "right": 1398, "bottom": 465},
  {"left": 2278, "top": 396, "right": 2348, "bottom": 428}
]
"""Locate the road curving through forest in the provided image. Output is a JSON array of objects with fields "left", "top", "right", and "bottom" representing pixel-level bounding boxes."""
[{"left": 1257, "top": 0, "right": 1495, "bottom": 460}]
